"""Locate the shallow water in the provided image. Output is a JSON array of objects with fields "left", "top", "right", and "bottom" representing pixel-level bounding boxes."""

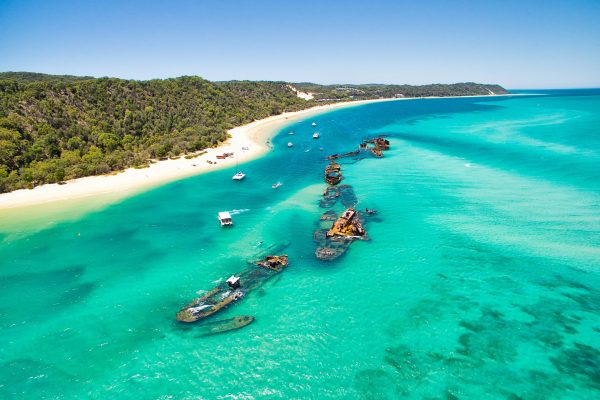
[{"left": 1, "top": 91, "right": 599, "bottom": 399}]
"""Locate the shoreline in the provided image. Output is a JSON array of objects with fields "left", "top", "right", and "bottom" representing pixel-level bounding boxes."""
[{"left": 0, "top": 93, "right": 515, "bottom": 214}]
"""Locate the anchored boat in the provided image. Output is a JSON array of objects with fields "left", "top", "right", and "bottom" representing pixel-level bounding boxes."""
[
  {"left": 232, "top": 171, "right": 246, "bottom": 180},
  {"left": 218, "top": 211, "right": 233, "bottom": 227}
]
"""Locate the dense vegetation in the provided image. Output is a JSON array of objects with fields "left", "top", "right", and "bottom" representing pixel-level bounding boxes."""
[
  {"left": 293, "top": 82, "right": 508, "bottom": 101},
  {"left": 0, "top": 76, "right": 312, "bottom": 192},
  {"left": 0, "top": 72, "right": 508, "bottom": 193},
  {"left": 0, "top": 72, "right": 95, "bottom": 83}
]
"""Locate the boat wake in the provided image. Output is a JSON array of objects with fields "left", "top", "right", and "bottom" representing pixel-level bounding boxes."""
[{"left": 228, "top": 208, "right": 250, "bottom": 215}]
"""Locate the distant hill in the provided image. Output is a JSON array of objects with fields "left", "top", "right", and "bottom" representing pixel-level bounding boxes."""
[
  {"left": 0, "top": 71, "right": 95, "bottom": 83},
  {"left": 0, "top": 72, "right": 509, "bottom": 193},
  {"left": 293, "top": 82, "right": 509, "bottom": 101}
]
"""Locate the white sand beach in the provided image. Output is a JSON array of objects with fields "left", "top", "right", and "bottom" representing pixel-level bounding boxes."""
[
  {"left": 0, "top": 93, "right": 515, "bottom": 215},
  {"left": 0, "top": 98, "right": 394, "bottom": 212}
]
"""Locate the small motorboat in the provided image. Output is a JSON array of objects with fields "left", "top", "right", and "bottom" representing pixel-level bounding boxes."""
[
  {"left": 312, "top": 133, "right": 320, "bottom": 139},
  {"left": 288, "top": 131, "right": 294, "bottom": 135},
  {"left": 311, "top": 122, "right": 317, "bottom": 127},
  {"left": 287, "top": 142, "right": 294, "bottom": 148},
  {"left": 218, "top": 211, "right": 233, "bottom": 226},
  {"left": 232, "top": 171, "right": 246, "bottom": 180},
  {"left": 365, "top": 208, "right": 378, "bottom": 215},
  {"left": 272, "top": 182, "right": 283, "bottom": 189}
]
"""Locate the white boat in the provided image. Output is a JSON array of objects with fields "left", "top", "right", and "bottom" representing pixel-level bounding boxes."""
[
  {"left": 287, "top": 142, "right": 293, "bottom": 147},
  {"left": 232, "top": 171, "right": 246, "bottom": 180},
  {"left": 288, "top": 131, "right": 294, "bottom": 135},
  {"left": 272, "top": 182, "right": 283, "bottom": 189},
  {"left": 311, "top": 122, "right": 317, "bottom": 127},
  {"left": 312, "top": 132, "right": 320, "bottom": 139},
  {"left": 218, "top": 211, "right": 233, "bottom": 226}
]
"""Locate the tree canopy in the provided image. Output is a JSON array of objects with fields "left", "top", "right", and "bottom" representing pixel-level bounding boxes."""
[{"left": 0, "top": 72, "right": 508, "bottom": 193}]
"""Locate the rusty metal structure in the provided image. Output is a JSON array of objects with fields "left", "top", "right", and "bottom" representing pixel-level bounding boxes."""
[
  {"left": 314, "top": 208, "right": 368, "bottom": 261},
  {"left": 324, "top": 160, "right": 342, "bottom": 185},
  {"left": 314, "top": 137, "right": 391, "bottom": 261},
  {"left": 176, "top": 254, "right": 289, "bottom": 323},
  {"left": 326, "top": 208, "right": 366, "bottom": 238},
  {"left": 255, "top": 255, "right": 289, "bottom": 272}
]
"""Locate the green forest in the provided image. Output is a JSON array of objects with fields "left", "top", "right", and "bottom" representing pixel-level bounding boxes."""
[
  {"left": 294, "top": 82, "right": 508, "bottom": 101},
  {"left": 0, "top": 72, "right": 508, "bottom": 193}
]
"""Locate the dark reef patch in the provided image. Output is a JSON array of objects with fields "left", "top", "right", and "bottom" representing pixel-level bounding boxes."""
[
  {"left": 384, "top": 345, "right": 423, "bottom": 381},
  {"left": 550, "top": 343, "right": 600, "bottom": 389},
  {"left": 56, "top": 282, "right": 96, "bottom": 306},
  {"left": 0, "top": 265, "right": 86, "bottom": 291},
  {"left": 353, "top": 368, "right": 402, "bottom": 399}
]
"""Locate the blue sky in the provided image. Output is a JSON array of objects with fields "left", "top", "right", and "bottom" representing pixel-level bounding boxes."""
[{"left": 1, "top": 0, "right": 599, "bottom": 88}]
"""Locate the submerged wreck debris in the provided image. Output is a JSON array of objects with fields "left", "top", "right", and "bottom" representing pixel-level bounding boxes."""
[
  {"left": 247, "top": 241, "right": 291, "bottom": 263},
  {"left": 326, "top": 149, "right": 360, "bottom": 161},
  {"left": 371, "top": 147, "right": 383, "bottom": 158},
  {"left": 176, "top": 255, "right": 289, "bottom": 323},
  {"left": 315, "top": 234, "right": 352, "bottom": 260},
  {"left": 326, "top": 137, "right": 390, "bottom": 161},
  {"left": 327, "top": 208, "right": 366, "bottom": 238},
  {"left": 320, "top": 184, "right": 358, "bottom": 209},
  {"left": 364, "top": 137, "right": 390, "bottom": 158},
  {"left": 314, "top": 208, "right": 368, "bottom": 261},
  {"left": 320, "top": 210, "right": 338, "bottom": 221},
  {"left": 324, "top": 160, "right": 343, "bottom": 185},
  {"left": 320, "top": 186, "right": 340, "bottom": 208},
  {"left": 194, "top": 316, "right": 255, "bottom": 337},
  {"left": 255, "top": 255, "right": 288, "bottom": 272},
  {"left": 339, "top": 185, "right": 358, "bottom": 208}
]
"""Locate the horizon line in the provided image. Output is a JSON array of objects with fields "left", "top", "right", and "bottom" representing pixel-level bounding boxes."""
[{"left": 1, "top": 70, "right": 599, "bottom": 90}]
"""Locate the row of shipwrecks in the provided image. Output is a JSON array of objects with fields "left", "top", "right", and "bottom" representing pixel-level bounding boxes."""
[
  {"left": 176, "top": 131, "right": 390, "bottom": 335},
  {"left": 326, "top": 137, "right": 390, "bottom": 161},
  {"left": 315, "top": 136, "right": 390, "bottom": 260}
]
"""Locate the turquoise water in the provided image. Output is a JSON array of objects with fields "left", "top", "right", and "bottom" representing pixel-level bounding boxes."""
[{"left": 1, "top": 91, "right": 599, "bottom": 399}]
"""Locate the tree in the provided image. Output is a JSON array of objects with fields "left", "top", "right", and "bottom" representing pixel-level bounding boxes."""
[{"left": 0, "top": 127, "right": 22, "bottom": 169}]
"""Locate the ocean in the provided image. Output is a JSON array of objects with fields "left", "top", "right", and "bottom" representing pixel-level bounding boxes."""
[{"left": 1, "top": 90, "right": 599, "bottom": 399}]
